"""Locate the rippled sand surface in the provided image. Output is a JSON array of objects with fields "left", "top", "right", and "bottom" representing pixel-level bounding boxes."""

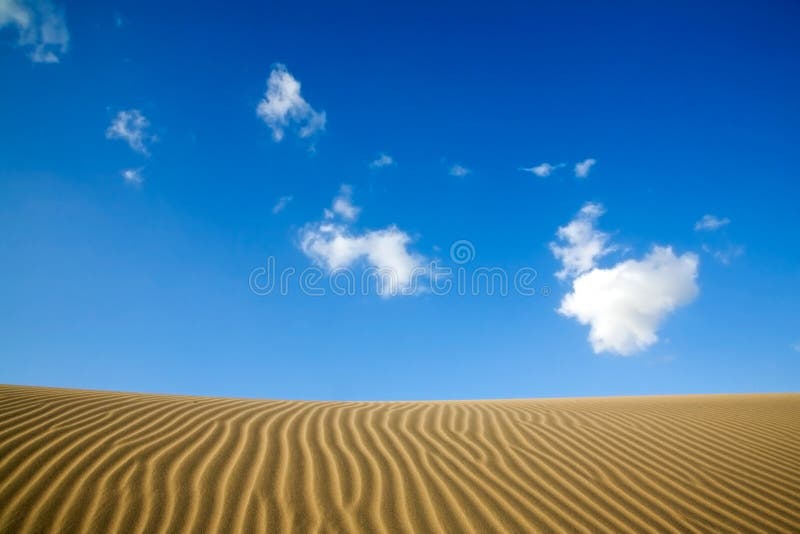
[{"left": 1, "top": 385, "right": 799, "bottom": 533}]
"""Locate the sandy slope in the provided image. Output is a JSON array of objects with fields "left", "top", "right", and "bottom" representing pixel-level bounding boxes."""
[{"left": 0, "top": 386, "right": 799, "bottom": 533}]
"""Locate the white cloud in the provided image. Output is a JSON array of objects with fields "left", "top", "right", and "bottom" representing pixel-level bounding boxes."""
[
  {"left": 300, "top": 187, "right": 426, "bottom": 297},
  {"left": 793, "top": 342, "right": 800, "bottom": 353},
  {"left": 574, "top": 158, "right": 596, "bottom": 178},
  {"left": 272, "top": 195, "right": 293, "bottom": 214},
  {"left": 520, "top": 162, "right": 563, "bottom": 177},
  {"left": 695, "top": 214, "right": 730, "bottom": 231},
  {"left": 324, "top": 184, "right": 361, "bottom": 221},
  {"left": 369, "top": 153, "right": 395, "bottom": 169},
  {"left": 449, "top": 164, "right": 470, "bottom": 177},
  {"left": 106, "top": 110, "right": 155, "bottom": 156},
  {"left": 121, "top": 168, "right": 142, "bottom": 185},
  {"left": 550, "top": 202, "right": 612, "bottom": 280},
  {"left": 301, "top": 225, "right": 425, "bottom": 296},
  {"left": 0, "top": 0, "right": 69, "bottom": 63},
  {"left": 559, "top": 246, "right": 699, "bottom": 355},
  {"left": 256, "top": 64, "right": 326, "bottom": 142},
  {"left": 552, "top": 203, "right": 700, "bottom": 355}
]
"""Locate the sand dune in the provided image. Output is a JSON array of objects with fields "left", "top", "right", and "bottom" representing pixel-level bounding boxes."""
[{"left": 0, "top": 386, "right": 799, "bottom": 533}]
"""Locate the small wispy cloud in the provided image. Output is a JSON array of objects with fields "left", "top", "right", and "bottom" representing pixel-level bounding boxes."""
[
  {"left": 574, "top": 158, "right": 596, "bottom": 178},
  {"left": 702, "top": 243, "right": 744, "bottom": 265},
  {"left": 696, "top": 215, "right": 741, "bottom": 264},
  {"left": 0, "top": 0, "right": 69, "bottom": 63},
  {"left": 695, "top": 214, "right": 731, "bottom": 232},
  {"left": 520, "top": 162, "right": 564, "bottom": 177},
  {"left": 369, "top": 153, "right": 395, "bottom": 169},
  {"left": 106, "top": 110, "right": 155, "bottom": 156},
  {"left": 272, "top": 195, "right": 293, "bottom": 214},
  {"left": 256, "top": 64, "right": 326, "bottom": 142},
  {"left": 449, "top": 164, "right": 470, "bottom": 177},
  {"left": 793, "top": 342, "right": 800, "bottom": 353},
  {"left": 324, "top": 184, "right": 360, "bottom": 221},
  {"left": 121, "top": 168, "right": 143, "bottom": 186}
]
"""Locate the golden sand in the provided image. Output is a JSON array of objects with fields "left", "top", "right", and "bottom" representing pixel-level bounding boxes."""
[{"left": 0, "top": 385, "right": 798, "bottom": 533}]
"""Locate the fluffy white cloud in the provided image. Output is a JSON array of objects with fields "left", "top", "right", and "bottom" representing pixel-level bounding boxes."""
[
  {"left": 369, "top": 153, "right": 395, "bottom": 169},
  {"left": 301, "top": 225, "right": 425, "bottom": 296},
  {"left": 300, "top": 187, "right": 426, "bottom": 297},
  {"left": 0, "top": 0, "right": 68, "bottom": 63},
  {"left": 694, "top": 214, "right": 730, "bottom": 231},
  {"left": 521, "top": 162, "right": 563, "bottom": 177},
  {"left": 550, "top": 202, "right": 612, "bottom": 280},
  {"left": 121, "top": 168, "right": 142, "bottom": 185},
  {"left": 552, "top": 203, "right": 700, "bottom": 355},
  {"left": 256, "top": 64, "right": 326, "bottom": 142},
  {"left": 558, "top": 246, "right": 699, "bottom": 355},
  {"left": 106, "top": 110, "right": 155, "bottom": 156},
  {"left": 449, "top": 164, "right": 470, "bottom": 177},
  {"left": 574, "top": 158, "right": 596, "bottom": 178},
  {"left": 272, "top": 195, "right": 293, "bottom": 214}
]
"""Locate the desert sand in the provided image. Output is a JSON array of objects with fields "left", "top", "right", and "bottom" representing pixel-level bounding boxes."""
[{"left": 0, "top": 386, "right": 798, "bottom": 533}]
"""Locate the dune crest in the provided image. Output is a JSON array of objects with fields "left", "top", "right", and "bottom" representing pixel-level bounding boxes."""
[{"left": 1, "top": 386, "right": 799, "bottom": 533}]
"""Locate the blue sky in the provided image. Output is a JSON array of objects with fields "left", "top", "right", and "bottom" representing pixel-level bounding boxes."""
[{"left": 1, "top": 0, "right": 799, "bottom": 400}]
